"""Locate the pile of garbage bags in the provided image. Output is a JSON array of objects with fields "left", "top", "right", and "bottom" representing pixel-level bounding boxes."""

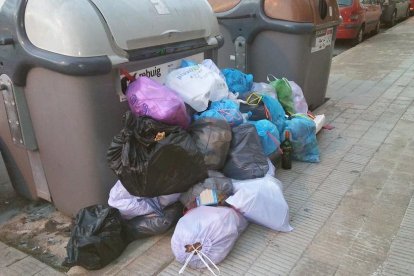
[{"left": 64, "top": 59, "right": 323, "bottom": 272}]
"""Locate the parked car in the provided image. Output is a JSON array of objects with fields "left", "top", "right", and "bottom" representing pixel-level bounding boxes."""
[
  {"left": 337, "top": 0, "right": 382, "bottom": 45},
  {"left": 410, "top": 0, "right": 414, "bottom": 14},
  {"left": 380, "top": 0, "right": 410, "bottom": 26}
]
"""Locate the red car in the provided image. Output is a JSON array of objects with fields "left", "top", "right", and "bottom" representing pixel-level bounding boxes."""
[
  {"left": 411, "top": 0, "right": 414, "bottom": 14},
  {"left": 337, "top": 0, "right": 382, "bottom": 45}
]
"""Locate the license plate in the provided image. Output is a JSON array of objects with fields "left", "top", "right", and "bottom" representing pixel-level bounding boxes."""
[{"left": 311, "top": 28, "right": 333, "bottom": 53}]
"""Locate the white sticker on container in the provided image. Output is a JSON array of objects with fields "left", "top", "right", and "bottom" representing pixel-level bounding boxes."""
[
  {"left": 150, "top": 0, "right": 170, "bottom": 15},
  {"left": 329, "top": 6, "right": 333, "bottom": 17},
  {"left": 311, "top": 28, "right": 333, "bottom": 53},
  {"left": 0, "top": 0, "right": 6, "bottom": 11},
  {"left": 118, "top": 52, "right": 204, "bottom": 102}
]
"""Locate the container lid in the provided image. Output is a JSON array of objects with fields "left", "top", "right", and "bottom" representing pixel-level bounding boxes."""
[
  {"left": 263, "top": 0, "right": 340, "bottom": 24},
  {"left": 24, "top": 0, "right": 221, "bottom": 58},
  {"left": 90, "top": 0, "right": 220, "bottom": 51}
]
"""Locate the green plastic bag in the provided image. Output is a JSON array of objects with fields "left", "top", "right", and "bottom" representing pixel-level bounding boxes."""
[{"left": 268, "top": 76, "right": 295, "bottom": 115}]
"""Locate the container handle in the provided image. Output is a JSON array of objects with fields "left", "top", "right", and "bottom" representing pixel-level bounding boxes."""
[
  {"left": 161, "top": 30, "right": 183, "bottom": 36},
  {"left": 0, "top": 36, "right": 14, "bottom": 46}
]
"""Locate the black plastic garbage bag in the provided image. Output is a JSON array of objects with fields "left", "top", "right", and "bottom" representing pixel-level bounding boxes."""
[
  {"left": 63, "top": 205, "right": 126, "bottom": 270},
  {"left": 239, "top": 102, "right": 268, "bottom": 121},
  {"left": 189, "top": 118, "right": 232, "bottom": 170},
  {"left": 180, "top": 171, "right": 233, "bottom": 210},
  {"left": 107, "top": 112, "right": 207, "bottom": 197},
  {"left": 223, "top": 124, "right": 269, "bottom": 180},
  {"left": 122, "top": 202, "right": 183, "bottom": 242},
  {"left": 239, "top": 92, "right": 268, "bottom": 121}
]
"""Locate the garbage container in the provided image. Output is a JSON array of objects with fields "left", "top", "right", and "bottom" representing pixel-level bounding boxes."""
[
  {"left": 208, "top": 0, "right": 341, "bottom": 110},
  {"left": 0, "top": 0, "right": 222, "bottom": 215}
]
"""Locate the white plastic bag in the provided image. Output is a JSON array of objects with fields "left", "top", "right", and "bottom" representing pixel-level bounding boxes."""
[
  {"left": 171, "top": 206, "right": 247, "bottom": 272},
  {"left": 201, "top": 59, "right": 226, "bottom": 82},
  {"left": 267, "top": 158, "right": 276, "bottom": 177},
  {"left": 251, "top": 82, "right": 276, "bottom": 98},
  {"left": 289, "top": 81, "right": 308, "bottom": 114},
  {"left": 314, "top": 114, "right": 326, "bottom": 134},
  {"left": 225, "top": 175, "right": 293, "bottom": 232},
  {"left": 108, "top": 180, "right": 180, "bottom": 220},
  {"left": 165, "top": 65, "right": 229, "bottom": 112}
]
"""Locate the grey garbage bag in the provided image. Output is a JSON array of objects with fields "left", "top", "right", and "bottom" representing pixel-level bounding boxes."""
[
  {"left": 122, "top": 202, "right": 183, "bottom": 242},
  {"left": 179, "top": 171, "right": 233, "bottom": 210},
  {"left": 108, "top": 180, "right": 180, "bottom": 220},
  {"left": 222, "top": 124, "right": 269, "bottom": 180},
  {"left": 189, "top": 118, "right": 232, "bottom": 170}
]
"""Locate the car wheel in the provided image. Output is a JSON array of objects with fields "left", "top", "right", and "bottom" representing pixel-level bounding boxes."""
[
  {"left": 389, "top": 10, "right": 397, "bottom": 27},
  {"left": 373, "top": 21, "right": 381, "bottom": 34},
  {"left": 353, "top": 27, "right": 364, "bottom": 45}
]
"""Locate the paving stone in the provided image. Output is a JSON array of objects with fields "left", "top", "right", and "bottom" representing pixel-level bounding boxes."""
[
  {"left": 374, "top": 142, "right": 407, "bottom": 161},
  {"left": 335, "top": 268, "right": 365, "bottom": 276},
  {"left": 4, "top": 257, "right": 47, "bottom": 276},
  {"left": 289, "top": 161, "right": 311, "bottom": 174},
  {"left": 361, "top": 127, "right": 391, "bottom": 143},
  {"left": 304, "top": 239, "right": 350, "bottom": 268},
  {"left": 291, "top": 172, "right": 329, "bottom": 187},
  {"left": 348, "top": 144, "right": 378, "bottom": 156},
  {"left": 357, "top": 138, "right": 384, "bottom": 150},
  {"left": 363, "top": 158, "right": 396, "bottom": 175},
  {"left": 401, "top": 112, "right": 414, "bottom": 121},
  {"left": 290, "top": 256, "right": 337, "bottom": 276},
  {"left": 332, "top": 160, "right": 363, "bottom": 174},
  {"left": 121, "top": 235, "right": 175, "bottom": 275},
  {"left": 33, "top": 266, "right": 64, "bottom": 275},
  {"left": 381, "top": 85, "right": 405, "bottom": 100},
  {"left": 93, "top": 235, "right": 167, "bottom": 275},
  {"left": 0, "top": 246, "right": 26, "bottom": 268},
  {"left": 388, "top": 170, "right": 414, "bottom": 186},
  {"left": 326, "top": 198, "right": 372, "bottom": 231},
  {"left": 338, "top": 254, "right": 383, "bottom": 276},
  {"left": 302, "top": 164, "right": 334, "bottom": 178},
  {"left": 384, "top": 120, "right": 414, "bottom": 146},
  {"left": 342, "top": 153, "right": 371, "bottom": 165},
  {"left": 350, "top": 231, "right": 391, "bottom": 259},
  {"left": 367, "top": 202, "right": 408, "bottom": 226},
  {"left": 276, "top": 170, "right": 301, "bottom": 189}
]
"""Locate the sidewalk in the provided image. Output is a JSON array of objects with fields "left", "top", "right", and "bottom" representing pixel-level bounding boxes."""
[
  {"left": 0, "top": 156, "right": 63, "bottom": 275},
  {"left": 2, "top": 17, "right": 414, "bottom": 276}
]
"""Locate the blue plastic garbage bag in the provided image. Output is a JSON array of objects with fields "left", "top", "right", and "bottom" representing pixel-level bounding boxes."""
[
  {"left": 221, "top": 68, "right": 253, "bottom": 94},
  {"left": 283, "top": 115, "right": 320, "bottom": 163},
  {"left": 194, "top": 99, "right": 244, "bottom": 127},
  {"left": 248, "top": 120, "right": 281, "bottom": 156},
  {"left": 261, "top": 95, "right": 286, "bottom": 136},
  {"left": 180, "top": 59, "right": 198, "bottom": 68}
]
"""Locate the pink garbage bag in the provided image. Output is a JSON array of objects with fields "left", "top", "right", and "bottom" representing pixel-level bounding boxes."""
[{"left": 126, "top": 77, "right": 190, "bottom": 129}]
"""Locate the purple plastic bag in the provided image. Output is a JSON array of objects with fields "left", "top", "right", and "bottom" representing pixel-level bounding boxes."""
[{"left": 126, "top": 77, "right": 190, "bottom": 129}]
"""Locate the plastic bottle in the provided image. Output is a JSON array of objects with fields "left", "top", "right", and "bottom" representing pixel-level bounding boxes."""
[{"left": 281, "top": 130, "right": 292, "bottom": 170}]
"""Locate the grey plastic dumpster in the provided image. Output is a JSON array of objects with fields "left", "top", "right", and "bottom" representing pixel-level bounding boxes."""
[
  {"left": 0, "top": 0, "right": 222, "bottom": 216},
  {"left": 208, "top": 0, "right": 341, "bottom": 110}
]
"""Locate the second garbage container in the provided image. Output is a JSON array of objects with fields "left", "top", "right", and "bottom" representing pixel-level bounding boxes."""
[{"left": 208, "top": 0, "right": 341, "bottom": 110}]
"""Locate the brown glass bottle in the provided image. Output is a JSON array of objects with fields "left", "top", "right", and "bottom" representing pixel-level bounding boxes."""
[{"left": 281, "top": 130, "right": 292, "bottom": 170}]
